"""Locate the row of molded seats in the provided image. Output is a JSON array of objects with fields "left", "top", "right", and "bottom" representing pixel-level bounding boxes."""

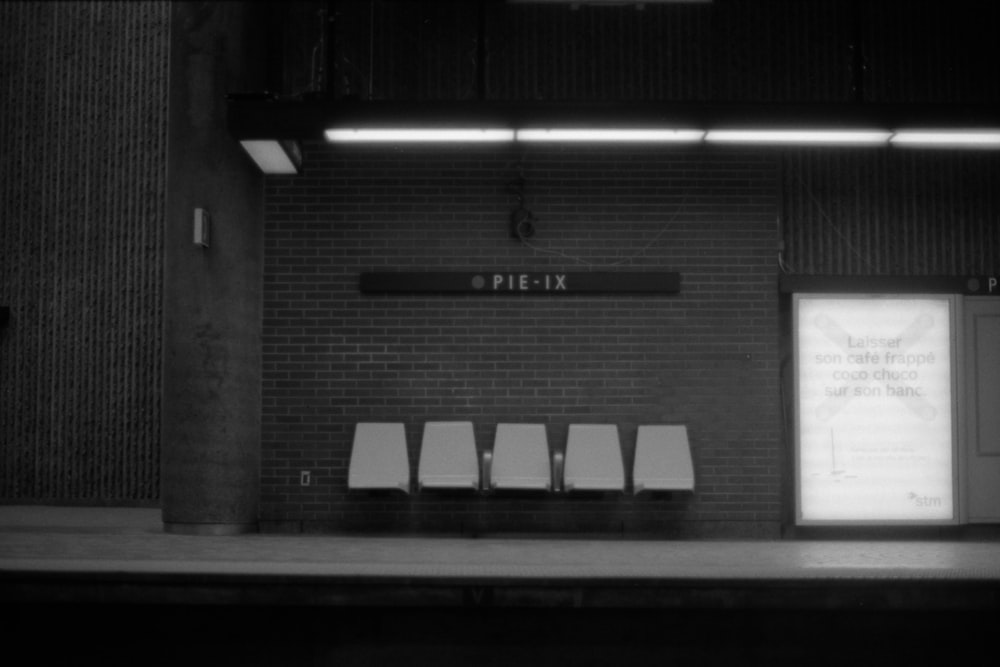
[{"left": 348, "top": 421, "right": 694, "bottom": 495}]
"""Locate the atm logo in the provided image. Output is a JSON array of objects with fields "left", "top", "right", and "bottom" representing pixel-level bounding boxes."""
[{"left": 908, "top": 492, "right": 943, "bottom": 508}]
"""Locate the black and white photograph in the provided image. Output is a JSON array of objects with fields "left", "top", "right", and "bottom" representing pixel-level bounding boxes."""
[{"left": 2, "top": 1, "right": 999, "bottom": 664}]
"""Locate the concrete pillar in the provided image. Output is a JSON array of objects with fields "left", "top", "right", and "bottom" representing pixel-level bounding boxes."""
[{"left": 162, "top": 2, "right": 265, "bottom": 534}]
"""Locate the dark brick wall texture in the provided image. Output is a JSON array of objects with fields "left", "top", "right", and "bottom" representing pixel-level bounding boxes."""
[{"left": 261, "top": 142, "right": 781, "bottom": 536}]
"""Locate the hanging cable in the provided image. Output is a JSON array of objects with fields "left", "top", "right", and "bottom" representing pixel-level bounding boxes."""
[
  {"left": 508, "top": 166, "right": 538, "bottom": 241},
  {"left": 517, "top": 197, "right": 692, "bottom": 268},
  {"left": 791, "top": 168, "right": 874, "bottom": 272}
]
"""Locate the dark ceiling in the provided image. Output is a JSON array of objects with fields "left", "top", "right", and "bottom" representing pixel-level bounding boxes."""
[{"left": 259, "top": 0, "right": 1000, "bottom": 105}]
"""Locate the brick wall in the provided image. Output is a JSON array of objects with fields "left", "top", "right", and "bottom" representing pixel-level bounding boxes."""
[{"left": 261, "top": 142, "right": 781, "bottom": 536}]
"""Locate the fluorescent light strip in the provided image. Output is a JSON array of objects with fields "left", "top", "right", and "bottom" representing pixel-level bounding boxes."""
[
  {"left": 325, "top": 128, "right": 515, "bottom": 142},
  {"left": 890, "top": 130, "right": 1000, "bottom": 147},
  {"left": 239, "top": 140, "right": 300, "bottom": 174},
  {"left": 705, "top": 129, "right": 892, "bottom": 145},
  {"left": 321, "top": 126, "right": 1000, "bottom": 148},
  {"left": 516, "top": 128, "right": 704, "bottom": 142}
]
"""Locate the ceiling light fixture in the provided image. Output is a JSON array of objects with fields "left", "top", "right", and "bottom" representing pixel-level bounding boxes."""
[
  {"left": 325, "top": 128, "right": 515, "bottom": 143},
  {"left": 516, "top": 128, "right": 704, "bottom": 142},
  {"left": 704, "top": 129, "right": 892, "bottom": 145},
  {"left": 238, "top": 139, "right": 302, "bottom": 174},
  {"left": 229, "top": 97, "right": 1000, "bottom": 176},
  {"left": 889, "top": 129, "right": 1000, "bottom": 148}
]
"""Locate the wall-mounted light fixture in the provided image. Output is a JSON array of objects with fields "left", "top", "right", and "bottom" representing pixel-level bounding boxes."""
[{"left": 194, "top": 208, "right": 210, "bottom": 248}]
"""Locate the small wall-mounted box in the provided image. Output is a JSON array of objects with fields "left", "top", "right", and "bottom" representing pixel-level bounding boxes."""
[{"left": 194, "top": 208, "right": 210, "bottom": 248}]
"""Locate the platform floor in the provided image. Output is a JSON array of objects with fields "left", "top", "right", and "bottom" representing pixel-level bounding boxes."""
[{"left": 3, "top": 506, "right": 1000, "bottom": 666}]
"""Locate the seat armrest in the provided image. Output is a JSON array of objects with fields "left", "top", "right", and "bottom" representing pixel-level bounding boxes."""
[
  {"left": 552, "top": 451, "right": 564, "bottom": 493},
  {"left": 481, "top": 449, "right": 493, "bottom": 491}
]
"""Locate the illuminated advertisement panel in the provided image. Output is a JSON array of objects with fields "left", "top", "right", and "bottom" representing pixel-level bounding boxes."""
[{"left": 794, "top": 295, "right": 956, "bottom": 524}]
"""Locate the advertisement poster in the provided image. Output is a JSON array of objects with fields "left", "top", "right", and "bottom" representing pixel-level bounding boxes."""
[{"left": 795, "top": 295, "right": 955, "bottom": 524}]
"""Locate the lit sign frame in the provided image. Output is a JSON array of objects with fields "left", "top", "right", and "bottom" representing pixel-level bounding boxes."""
[{"left": 793, "top": 293, "right": 959, "bottom": 526}]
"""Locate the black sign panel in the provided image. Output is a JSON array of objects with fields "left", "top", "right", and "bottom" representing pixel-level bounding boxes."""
[
  {"left": 360, "top": 272, "right": 680, "bottom": 295},
  {"left": 779, "top": 275, "right": 1000, "bottom": 296}
]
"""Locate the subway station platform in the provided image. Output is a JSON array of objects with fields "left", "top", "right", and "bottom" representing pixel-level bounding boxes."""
[{"left": 3, "top": 506, "right": 1000, "bottom": 665}]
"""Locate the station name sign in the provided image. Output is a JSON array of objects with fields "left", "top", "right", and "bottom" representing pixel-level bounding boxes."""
[
  {"left": 360, "top": 271, "right": 680, "bottom": 295},
  {"left": 779, "top": 274, "right": 1000, "bottom": 296}
]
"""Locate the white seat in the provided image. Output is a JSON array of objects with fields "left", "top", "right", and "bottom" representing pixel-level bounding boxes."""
[
  {"left": 633, "top": 425, "right": 695, "bottom": 494},
  {"left": 418, "top": 421, "right": 480, "bottom": 490},
  {"left": 347, "top": 422, "right": 411, "bottom": 493},
  {"left": 563, "top": 424, "right": 625, "bottom": 492},
  {"left": 490, "top": 423, "right": 552, "bottom": 491}
]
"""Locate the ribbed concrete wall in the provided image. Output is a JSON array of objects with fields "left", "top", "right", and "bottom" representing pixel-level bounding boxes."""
[
  {"left": 781, "top": 151, "right": 1000, "bottom": 276},
  {"left": 0, "top": 2, "right": 169, "bottom": 503}
]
